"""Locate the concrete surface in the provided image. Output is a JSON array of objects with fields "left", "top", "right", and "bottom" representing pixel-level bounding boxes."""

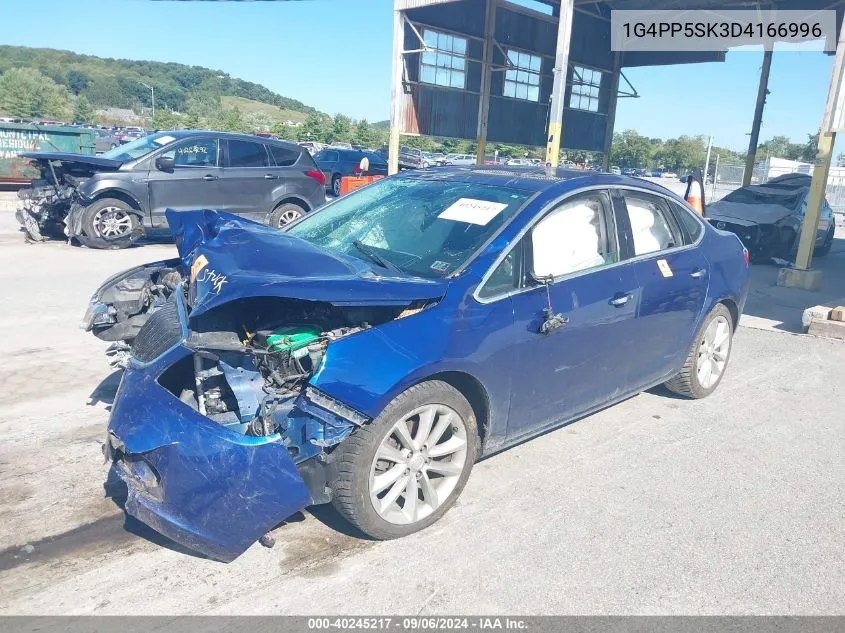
[{"left": 0, "top": 193, "right": 844, "bottom": 616}]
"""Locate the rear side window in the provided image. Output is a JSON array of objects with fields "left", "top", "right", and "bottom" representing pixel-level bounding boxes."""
[
  {"left": 227, "top": 140, "right": 269, "bottom": 167},
  {"left": 621, "top": 193, "right": 682, "bottom": 256},
  {"left": 669, "top": 200, "right": 704, "bottom": 243},
  {"left": 268, "top": 144, "right": 300, "bottom": 167}
]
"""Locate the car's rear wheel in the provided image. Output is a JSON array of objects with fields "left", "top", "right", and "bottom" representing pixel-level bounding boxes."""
[
  {"left": 664, "top": 304, "right": 734, "bottom": 399},
  {"left": 80, "top": 198, "right": 140, "bottom": 250},
  {"left": 331, "top": 174, "right": 342, "bottom": 197},
  {"left": 268, "top": 202, "right": 305, "bottom": 228},
  {"left": 330, "top": 381, "right": 478, "bottom": 539},
  {"left": 815, "top": 225, "right": 835, "bottom": 257}
]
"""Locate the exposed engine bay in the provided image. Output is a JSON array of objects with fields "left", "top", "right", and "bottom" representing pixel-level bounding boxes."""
[{"left": 15, "top": 155, "right": 121, "bottom": 244}]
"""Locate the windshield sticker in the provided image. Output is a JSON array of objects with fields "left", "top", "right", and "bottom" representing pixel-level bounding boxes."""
[
  {"left": 657, "top": 259, "right": 673, "bottom": 278},
  {"left": 154, "top": 135, "right": 176, "bottom": 145},
  {"left": 430, "top": 260, "right": 451, "bottom": 273},
  {"left": 438, "top": 198, "right": 508, "bottom": 226},
  {"left": 190, "top": 254, "right": 209, "bottom": 282}
]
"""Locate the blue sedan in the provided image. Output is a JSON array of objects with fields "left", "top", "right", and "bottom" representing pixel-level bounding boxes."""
[{"left": 86, "top": 167, "right": 750, "bottom": 561}]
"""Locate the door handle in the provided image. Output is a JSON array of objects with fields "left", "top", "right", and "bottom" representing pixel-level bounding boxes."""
[
  {"left": 609, "top": 293, "right": 632, "bottom": 307},
  {"left": 690, "top": 268, "right": 707, "bottom": 279},
  {"left": 202, "top": 174, "right": 218, "bottom": 181},
  {"left": 264, "top": 174, "right": 278, "bottom": 180}
]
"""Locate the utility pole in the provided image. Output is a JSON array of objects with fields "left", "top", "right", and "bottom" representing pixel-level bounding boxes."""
[
  {"left": 544, "top": 0, "right": 575, "bottom": 168},
  {"left": 475, "top": 0, "right": 496, "bottom": 166},
  {"left": 703, "top": 135, "right": 713, "bottom": 182},
  {"left": 387, "top": 0, "right": 404, "bottom": 175},
  {"left": 742, "top": 49, "right": 773, "bottom": 186},
  {"left": 139, "top": 81, "right": 155, "bottom": 123}
]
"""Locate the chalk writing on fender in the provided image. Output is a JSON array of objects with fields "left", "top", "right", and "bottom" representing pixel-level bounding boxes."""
[{"left": 196, "top": 268, "right": 228, "bottom": 294}]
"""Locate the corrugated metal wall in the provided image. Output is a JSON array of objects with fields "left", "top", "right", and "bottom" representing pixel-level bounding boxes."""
[{"left": 400, "top": 0, "right": 614, "bottom": 150}]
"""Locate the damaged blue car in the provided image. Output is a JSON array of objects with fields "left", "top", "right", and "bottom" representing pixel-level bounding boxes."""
[{"left": 85, "top": 167, "right": 750, "bottom": 562}]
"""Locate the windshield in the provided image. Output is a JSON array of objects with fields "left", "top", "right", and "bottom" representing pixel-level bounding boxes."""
[
  {"left": 100, "top": 132, "right": 178, "bottom": 161},
  {"left": 286, "top": 176, "right": 530, "bottom": 278}
]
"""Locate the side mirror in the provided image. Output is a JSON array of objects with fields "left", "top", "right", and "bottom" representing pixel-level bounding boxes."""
[
  {"left": 358, "top": 156, "right": 370, "bottom": 175},
  {"left": 155, "top": 156, "right": 175, "bottom": 172}
]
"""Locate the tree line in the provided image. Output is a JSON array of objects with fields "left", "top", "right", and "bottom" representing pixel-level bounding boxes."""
[{"left": 608, "top": 129, "right": 820, "bottom": 173}]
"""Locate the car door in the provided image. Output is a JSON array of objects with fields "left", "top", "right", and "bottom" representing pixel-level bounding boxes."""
[
  {"left": 507, "top": 190, "right": 640, "bottom": 438},
  {"left": 216, "top": 138, "right": 276, "bottom": 221},
  {"left": 614, "top": 190, "right": 709, "bottom": 390},
  {"left": 147, "top": 136, "right": 222, "bottom": 228}
]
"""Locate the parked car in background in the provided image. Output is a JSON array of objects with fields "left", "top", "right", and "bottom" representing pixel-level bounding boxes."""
[
  {"left": 16, "top": 130, "right": 326, "bottom": 248},
  {"left": 314, "top": 148, "right": 388, "bottom": 196},
  {"left": 610, "top": 166, "right": 622, "bottom": 175},
  {"left": 706, "top": 173, "right": 835, "bottom": 259},
  {"left": 117, "top": 127, "right": 145, "bottom": 144},
  {"left": 507, "top": 158, "right": 533, "bottom": 166},
  {"left": 374, "top": 146, "right": 425, "bottom": 170},
  {"left": 444, "top": 153, "right": 476, "bottom": 166},
  {"left": 94, "top": 129, "right": 121, "bottom": 153},
  {"left": 87, "top": 166, "right": 749, "bottom": 561},
  {"left": 422, "top": 152, "right": 449, "bottom": 168},
  {"left": 299, "top": 142, "right": 323, "bottom": 155}
]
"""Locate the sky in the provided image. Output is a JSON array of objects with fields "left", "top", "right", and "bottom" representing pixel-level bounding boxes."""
[{"left": 0, "top": 0, "right": 837, "bottom": 152}]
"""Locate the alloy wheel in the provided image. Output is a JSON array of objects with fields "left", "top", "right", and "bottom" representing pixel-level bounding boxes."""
[
  {"left": 333, "top": 177, "right": 341, "bottom": 196},
  {"left": 697, "top": 315, "right": 731, "bottom": 389},
  {"left": 93, "top": 207, "right": 133, "bottom": 238},
  {"left": 369, "top": 404, "right": 468, "bottom": 525},
  {"left": 277, "top": 208, "right": 302, "bottom": 226}
]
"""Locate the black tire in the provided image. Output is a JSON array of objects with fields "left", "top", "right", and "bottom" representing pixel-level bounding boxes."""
[
  {"left": 331, "top": 174, "right": 342, "bottom": 197},
  {"left": 815, "top": 226, "right": 835, "bottom": 257},
  {"left": 664, "top": 303, "right": 734, "bottom": 399},
  {"left": 268, "top": 202, "right": 306, "bottom": 228},
  {"left": 80, "top": 198, "right": 141, "bottom": 250},
  {"left": 330, "top": 380, "right": 478, "bottom": 540}
]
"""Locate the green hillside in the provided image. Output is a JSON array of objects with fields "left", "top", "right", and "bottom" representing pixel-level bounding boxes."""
[
  {"left": 0, "top": 44, "right": 316, "bottom": 117},
  {"left": 220, "top": 96, "right": 308, "bottom": 124}
]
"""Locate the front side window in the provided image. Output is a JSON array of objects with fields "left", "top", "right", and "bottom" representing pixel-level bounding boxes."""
[
  {"left": 531, "top": 194, "right": 616, "bottom": 279},
  {"left": 504, "top": 49, "right": 541, "bottom": 102},
  {"left": 478, "top": 248, "right": 521, "bottom": 299},
  {"left": 162, "top": 138, "right": 218, "bottom": 168},
  {"left": 420, "top": 28, "right": 467, "bottom": 89},
  {"left": 286, "top": 176, "right": 531, "bottom": 279},
  {"left": 622, "top": 194, "right": 681, "bottom": 256},
  {"left": 315, "top": 150, "right": 339, "bottom": 163},
  {"left": 228, "top": 140, "right": 269, "bottom": 167},
  {"left": 569, "top": 65, "right": 602, "bottom": 112}
]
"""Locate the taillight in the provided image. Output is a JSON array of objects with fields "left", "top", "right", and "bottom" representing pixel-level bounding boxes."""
[
  {"left": 306, "top": 170, "right": 326, "bottom": 186},
  {"left": 743, "top": 247, "right": 750, "bottom": 266}
]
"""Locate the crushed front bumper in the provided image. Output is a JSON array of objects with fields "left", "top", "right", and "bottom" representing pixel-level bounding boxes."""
[{"left": 106, "top": 345, "right": 313, "bottom": 563}]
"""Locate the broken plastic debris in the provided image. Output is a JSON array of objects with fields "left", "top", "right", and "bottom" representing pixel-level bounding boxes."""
[{"left": 21, "top": 544, "right": 34, "bottom": 554}]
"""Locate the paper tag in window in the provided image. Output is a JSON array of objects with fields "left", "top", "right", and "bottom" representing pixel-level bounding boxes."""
[
  {"left": 154, "top": 135, "right": 176, "bottom": 145},
  {"left": 657, "top": 259, "right": 673, "bottom": 278},
  {"left": 439, "top": 198, "right": 508, "bottom": 225}
]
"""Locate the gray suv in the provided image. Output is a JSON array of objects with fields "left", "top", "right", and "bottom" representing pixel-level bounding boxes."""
[{"left": 17, "top": 130, "right": 326, "bottom": 249}]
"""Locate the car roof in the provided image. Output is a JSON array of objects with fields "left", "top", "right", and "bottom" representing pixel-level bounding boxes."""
[
  {"left": 397, "top": 165, "right": 686, "bottom": 198},
  {"left": 157, "top": 129, "right": 303, "bottom": 151}
]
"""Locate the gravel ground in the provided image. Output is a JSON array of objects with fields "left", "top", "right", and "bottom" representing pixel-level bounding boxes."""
[{"left": 0, "top": 196, "right": 843, "bottom": 616}]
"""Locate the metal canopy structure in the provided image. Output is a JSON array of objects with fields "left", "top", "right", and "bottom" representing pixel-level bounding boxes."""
[{"left": 387, "top": 0, "right": 845, "bottom": 174}]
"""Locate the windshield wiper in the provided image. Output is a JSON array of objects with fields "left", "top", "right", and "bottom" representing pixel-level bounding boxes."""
[{"left": 351, "top": 240, "right": 403, "bottom": 274}]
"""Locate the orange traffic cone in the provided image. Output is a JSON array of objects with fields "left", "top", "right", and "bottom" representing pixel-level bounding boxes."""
[{"left": 684, "top": 172, "right": 706, "bottom": 216}]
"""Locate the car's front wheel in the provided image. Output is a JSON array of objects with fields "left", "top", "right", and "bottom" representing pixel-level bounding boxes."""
[
  {"left": 330, "top": 380, "right": 478, "bottom": 539},
  {"left": 815, "top": 225, "right": 835, "bottom": 257},
  {"left": 80, "top": 198, "right": 141, "bottom": 250},
  {"left": 664, "top": 303, "right": 734, "bottom": 399}
]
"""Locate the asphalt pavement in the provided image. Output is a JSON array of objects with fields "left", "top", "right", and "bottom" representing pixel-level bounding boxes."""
[{"left": 0, "top": 199, "right": 843, "bottom": 615}]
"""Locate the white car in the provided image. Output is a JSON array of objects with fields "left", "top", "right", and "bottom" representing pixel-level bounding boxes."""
[{"left": 444, "top": 153, "right": 476, "bottom": 166}]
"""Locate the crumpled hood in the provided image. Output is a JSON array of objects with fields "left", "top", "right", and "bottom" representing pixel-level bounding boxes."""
[
  {"left": 166, "top": 209, "right": 448, "bottom": 317},
  {"left": 707, "top": 174, "right": 809, "bottom": 226},
  {"left": 20, "top": 151, "right": 123, "bottom": 171},
  {"left": 706, "top": 200, "right": 795, "bottom": 225}
]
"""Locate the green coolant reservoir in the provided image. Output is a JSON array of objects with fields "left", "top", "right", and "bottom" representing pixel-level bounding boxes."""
[{"left": 265, "top": 326, "right": 322, "bottom": 359}]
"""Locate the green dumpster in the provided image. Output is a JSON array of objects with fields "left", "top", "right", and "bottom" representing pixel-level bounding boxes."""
[{"left": 0, "top": 123, "right": 96, "bottom": 184}]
